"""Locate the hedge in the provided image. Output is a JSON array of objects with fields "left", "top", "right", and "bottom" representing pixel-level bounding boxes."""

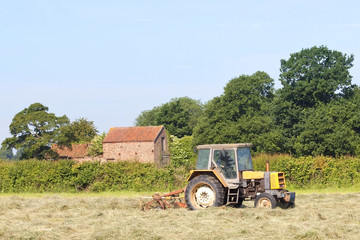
[
  {"left": 1, "top": 155, "right": 360, "bottom": 193},
  {"left": 0, "top": 160, "right": 176, "bottom": 193},
  {"left": 252, "top": 154, "right": 360, "bottom": 188}
]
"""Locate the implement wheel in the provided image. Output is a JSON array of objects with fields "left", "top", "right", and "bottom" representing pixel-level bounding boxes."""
[
  {"left": 185, "top": 175, "right": 225, "bottom": 210},
  {"left": 255, "top": 193, "right": 277, "bottom": 209}
]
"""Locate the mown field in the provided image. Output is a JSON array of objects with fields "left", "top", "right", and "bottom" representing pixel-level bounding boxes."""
[{"left": 1, "top": 192, "right": 360, "bottom": 240}]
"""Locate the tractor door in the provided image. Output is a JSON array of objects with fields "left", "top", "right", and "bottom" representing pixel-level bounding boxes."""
[
  {"left": 213, "top": 149, "right": 238, "bottom": 181},
  {"left": 237, "top": 147, "right": 253, "bottom": 171}
]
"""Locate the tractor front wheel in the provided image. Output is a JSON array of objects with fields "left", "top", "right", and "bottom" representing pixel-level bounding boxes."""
[
  {"left": 254, "top": 193, "right": 277, "bottom": 209},
  {"left": 185, "top": 175, "right": 225, "bottom": 210}
]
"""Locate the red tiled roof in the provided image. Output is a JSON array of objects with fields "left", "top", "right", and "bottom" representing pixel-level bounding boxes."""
[
  {"left": 52, "top": 143, "right": 89, "bottom": 158},
  {"left": 103, "top": 126, "right": 164, "bottom": 143}
]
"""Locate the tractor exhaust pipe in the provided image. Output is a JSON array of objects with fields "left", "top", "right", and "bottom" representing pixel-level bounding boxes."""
[{"left": 266, "top": 161, "right": 270, "bottom": 172}]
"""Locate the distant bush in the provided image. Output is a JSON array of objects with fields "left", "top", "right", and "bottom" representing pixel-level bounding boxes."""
[
  {"left": 168, "top": 135, "right": 197, "bottom": 187},
  {"left": 87, "top": 133, "right": 106, "bottom": 157},
  {"left": 169, "top": 135, "right": 197, "bottom": 169}
]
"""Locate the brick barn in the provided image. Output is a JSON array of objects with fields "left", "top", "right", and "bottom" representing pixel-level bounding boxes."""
[{"left": 102, "top": 126, "right": 170, "bottom": 167}]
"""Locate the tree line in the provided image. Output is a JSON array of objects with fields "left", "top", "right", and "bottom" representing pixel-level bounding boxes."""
[
  {"left": 1, "top": 45, "right": 358, "bottom": 159},
  {"left": 0, "top": 103, "right": 101, "bottom": 160},
  {"left": 136, "top": 45, "right": 359, "bottom": 157}
]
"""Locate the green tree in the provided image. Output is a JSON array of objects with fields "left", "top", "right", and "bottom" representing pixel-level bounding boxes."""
[
  {"left": 87, "top": 133, "right": 106, "bottom": 157},
  {"left": 293, "top": 87, "right": 360, "bottom": 157},
  {"left": 135, "top": 107, "right": 160, "bottom": 126},
  {"left": 58, "top": 118, "right": 98, "bottom": 144},
  {"left": 193, "top": 71, "right": 281, "bottom": 153},
  {"left": 135, "top": 97, "right": 203, "bottom": 138},
  {"left": 12, "top": 148, "right": 24, "bottom": 160},
  {"left": 222, "top": 71, "right": 274, "bottom": 119},
  {"left": 0, "top": 147, "right": 13, "bottom": 159},
  {"left": 279, "top": 45, "right": 354, "bottom": 108},
  {"left": 1, "top": 103, "right": 69, "bottom": 159},
  {"left": 274, "top": 46, "right": 355, "bottom": 153}
]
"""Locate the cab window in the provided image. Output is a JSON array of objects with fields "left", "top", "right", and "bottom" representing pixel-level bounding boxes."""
[
  {"left": 196, "top": 149, "right": 210, "bottom": 169},
  {"left": 237, "top": 147, "right": 253, "bottom": 171}
]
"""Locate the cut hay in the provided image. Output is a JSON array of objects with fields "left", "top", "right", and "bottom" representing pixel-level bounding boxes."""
[{"left": 0, "top": 193, "right": 359, "bottom": 239}]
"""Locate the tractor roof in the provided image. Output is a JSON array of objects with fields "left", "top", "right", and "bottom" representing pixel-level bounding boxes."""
[{"left": 197, "top": 143, "right": 252, "bottom": 149}]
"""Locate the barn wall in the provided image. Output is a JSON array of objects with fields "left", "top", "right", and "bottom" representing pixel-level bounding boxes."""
[
  {"left": 103, "top": 142, "right": 155, "bottom": 163},
  {"left": 154, "top": 129, "right": 170, "bottom": 167}
]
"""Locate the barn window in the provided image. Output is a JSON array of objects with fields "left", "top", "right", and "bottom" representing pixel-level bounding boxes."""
[{"left": 161, "top": 137, "right": 165, "bottom": 151}]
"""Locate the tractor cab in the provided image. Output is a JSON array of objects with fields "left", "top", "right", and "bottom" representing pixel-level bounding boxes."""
[{"left": 194, "top": 143, "right": 253, "bottom": 184}]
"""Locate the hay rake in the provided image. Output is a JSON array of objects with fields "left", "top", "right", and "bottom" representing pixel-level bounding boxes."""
[{"left": 140, "top": 188, "right": 187, "bottom": 211}]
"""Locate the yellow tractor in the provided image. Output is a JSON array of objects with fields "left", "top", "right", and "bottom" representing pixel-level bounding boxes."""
[{"left": 184, "top": 143, "right": 295, "bottom": 210}]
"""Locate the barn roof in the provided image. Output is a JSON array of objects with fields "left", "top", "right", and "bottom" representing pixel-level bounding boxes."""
[
  {"left": 52, "top": 143, "right": 89, "bottom": 158},
  {"left": 103, "top": 126, "right": 164, "bottom": 143}
]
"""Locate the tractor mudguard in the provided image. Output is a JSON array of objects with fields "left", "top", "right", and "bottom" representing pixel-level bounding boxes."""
[{"left": 187, "top": 169, "right": 228, "bottom": 188}]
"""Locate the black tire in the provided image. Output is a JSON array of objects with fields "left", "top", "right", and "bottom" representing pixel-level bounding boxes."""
[
  {"left": 185, "top": 175, "right": 225, "bottom": 210},
  {"left": 278, "top": 198, "right": 295, "bottom": 209},
  {"left": 234, "top": 198, "right": 244, "bottom": 208},
  {"left": 227, "top": 198, "right": 244, "bottom": 208},
  {"left": 277, "top": 199, "right": 290, "bottom": 209},
  {"left": 288, "top": 202, "right": 295, "bottom": 208},
  {"left": 254, "top": 193, "right": 277, "bottom": 209}
]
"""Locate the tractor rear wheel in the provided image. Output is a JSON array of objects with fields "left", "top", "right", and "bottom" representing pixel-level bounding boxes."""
[
  {"left": 185, "top": 175, "right": 225, "bottom": 210},
  {"left": 254, "top": 193, "right": 277, "bottom": 209}
]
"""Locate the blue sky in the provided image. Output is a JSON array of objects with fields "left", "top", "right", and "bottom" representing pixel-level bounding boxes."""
[{"left": 1, "top": 0, "right": 359, "bottom": 143}]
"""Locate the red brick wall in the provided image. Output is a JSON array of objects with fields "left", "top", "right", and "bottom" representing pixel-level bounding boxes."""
[
  {"left": 103, "top": 142, "right": 155, "bottom": 163},
  {"left": 102, "top": 128, "right": 170, "bottom": 166}
]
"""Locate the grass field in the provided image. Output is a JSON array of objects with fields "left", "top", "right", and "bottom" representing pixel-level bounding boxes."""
[{"left": 0, "top": 192, "right": 360, "bottom": 240}]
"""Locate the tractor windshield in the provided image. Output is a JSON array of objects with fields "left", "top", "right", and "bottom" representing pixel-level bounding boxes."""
[
  {"left": 237, "top": 147, "right": 253, "bottom": 171},
  {"left": 196, "top": 149, "right": 210, "bottom": 169}
]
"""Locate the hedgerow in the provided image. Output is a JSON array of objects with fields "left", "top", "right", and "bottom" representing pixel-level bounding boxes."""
[
  {"left": 1, "top": 154, "right": 360, "bottom": 193},
  {"left": 0, "top": 159, "right": 175, "bottom": 193},
  {"left": 252, "top": 154, "right": 360, "bottom": 188}
]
